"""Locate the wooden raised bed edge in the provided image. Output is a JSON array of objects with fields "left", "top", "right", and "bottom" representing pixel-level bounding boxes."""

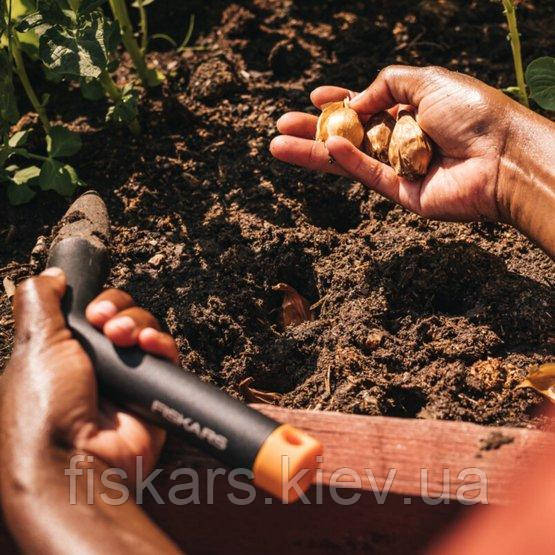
[
  {"left": 145, "top": 405, "right": 554, "bottom": 554},
  {"left": 0, "top": 406, "right": 552, "bottom": 554}
]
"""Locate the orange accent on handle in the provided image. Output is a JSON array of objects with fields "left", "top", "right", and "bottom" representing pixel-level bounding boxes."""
[{"left": 252, "top": 424, "right": 323, "bottom": 503}]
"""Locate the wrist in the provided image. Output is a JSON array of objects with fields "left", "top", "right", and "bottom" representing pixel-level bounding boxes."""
[
  {"left": 496, "top": 105, "right": 555, "bottom": 257},
  {"left": 0, "top": 446, "right": 96, "bottom": 519}
]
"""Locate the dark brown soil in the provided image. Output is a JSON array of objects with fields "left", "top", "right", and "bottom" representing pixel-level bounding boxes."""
[{"left": 1, "top": 1, "right": 554, "bottom": 428}]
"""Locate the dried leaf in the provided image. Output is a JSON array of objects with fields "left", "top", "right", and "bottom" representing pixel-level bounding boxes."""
[
  {"left": 2, "top": 277, "right": 15, "bottom": 300},
  {"left": 272, "top": 283, "right": 313, "bottom": 328},
  {"left": 239, "top": 377, "right": 282, "bottom": 405},
  {"left": 516, "top": 363, "right": 555, "bottom": 403}
]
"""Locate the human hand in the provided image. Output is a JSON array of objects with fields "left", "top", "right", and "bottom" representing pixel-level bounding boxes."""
[
  {"left": 271, "top": 65, "right": 522, "bottom": 223},
  {"left": 0, "top": 267, "right": 178, "bottom": 481}
]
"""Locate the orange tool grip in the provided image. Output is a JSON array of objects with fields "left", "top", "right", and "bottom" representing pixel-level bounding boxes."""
[{"left": 252, "top": 424, "right": 323, "bottom": 503}]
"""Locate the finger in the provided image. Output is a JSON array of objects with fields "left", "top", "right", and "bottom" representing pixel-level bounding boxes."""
[
  {"left": 94, "top": 400, "right": 166, "bottom": 479},
  {"left": 86, "top": 289, "right": 135, "bottom": 328},
  {"left": 13, "top": 268, "right": 67, "bottom": 345},
  {"left": 350, "top": 65, "right": 442, "bottom": 114},
  {"left": 325, "top": 135, "right": 422, "bottom": 213},
  {"left": 270, "top": 135, "right": 350, "bottom": 177},
  {"left": 310, "top": 86, "right": 357, "bottom": 108},
  {"left": 276, "top": 112, "right": 318, "bottom": 139},
  {"left": 103, "top": 307, "right": 161, "bottom": 348},
  {"left": 138, "top": 327, "right": 179, "bottom": 363}
]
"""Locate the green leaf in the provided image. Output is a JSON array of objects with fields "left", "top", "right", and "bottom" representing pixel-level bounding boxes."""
[
  {"left": 526, "top": 56, "right": 555, "bottom": 111},
  {"left": 132, "top": 0, "right": 155, "bottom": 7},
  {"left": 0, "top": 145, "right": 13, "bottom": 166},
  {"left": 8, "top": 130, "right": 30, "bottom": 148},
  {"left": 79, "top": 76, "right": 104, "bottom": 100},
  {"left": 106, "top": 58, "right": 119, "bottom": 73},
  {"left": 0, "top": 167, "right": 10, "bottom": 183},
  {"left": 42, "top": 64, "right": 64, "bottom": 82},
  {"left": 13, "top": 165, "right": 41, "bottom": 184},
  {"left": 7, "top": 181, "right": 37, "bottom": 205},
  {"left": 106, "top": 86, "right": 138, "bottom": 126},
  {"left": 65, "top": 163, "right": 86, "bottom": 188},
  {"left": 39, "top": 159, "right": 77, "bottom": 195},
  {"left": 46, "top": 125, "right": 82, "bottom": 157},
  {"left": 38, "top": 11, "right": 119, "bottom": 78},
  {"left": 145, "top": 67, "right": 164, "bottom": 87},
  {"left": 78, "top": 0, "right": 108, "bottom": 15},
  {"left": 16, "top": 0, "right": 72, "bottom": 33},
  {"left": 16, "top": 11, "right": 47, "bottom": 33},
  {"left": 19, "top": 41, "right": 40, "bottom": 60},
  {"left": 103, "top": 18, "right": 121, "bottom": 54}
]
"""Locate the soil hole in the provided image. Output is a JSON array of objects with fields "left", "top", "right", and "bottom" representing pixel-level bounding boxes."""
[
  {"left": 383, "top": 387, "right": 427, "bottom": 418},
  {"left": 305, "top": 183, "right": 364, "bottom": 233}
]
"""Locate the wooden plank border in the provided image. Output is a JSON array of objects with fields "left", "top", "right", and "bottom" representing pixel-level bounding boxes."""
[{"left": 160, "top": 405, "right": 554, "bottom": 505}]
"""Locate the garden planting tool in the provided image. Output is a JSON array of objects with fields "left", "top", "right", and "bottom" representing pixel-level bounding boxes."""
[{"left": 47, "top": 191, "right": 322, "bottom": 502}]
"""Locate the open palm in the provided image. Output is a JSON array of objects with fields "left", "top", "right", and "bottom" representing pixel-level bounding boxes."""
[{"left": 271, "top": 66, "right": 514, "bottom": 223}]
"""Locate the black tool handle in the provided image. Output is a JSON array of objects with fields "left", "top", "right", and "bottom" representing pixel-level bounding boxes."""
[{"left": 48, "top": 237, "right": 278, "bottom": 470}]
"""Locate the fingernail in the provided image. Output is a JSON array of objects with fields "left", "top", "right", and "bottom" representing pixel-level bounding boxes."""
[
  {"left": 89, "top": 300, "right": 117, "bottom": 320},
  {"left": 106, "top": 316, "right": 135, "bottom": 334},
  {"left": 41, "top": 267, "right": 64, "bottom": 278}
]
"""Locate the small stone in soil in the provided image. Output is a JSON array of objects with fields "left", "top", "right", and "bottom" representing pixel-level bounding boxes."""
[{"left": 148, "top": 254, "right": 165, "bottom": 267}]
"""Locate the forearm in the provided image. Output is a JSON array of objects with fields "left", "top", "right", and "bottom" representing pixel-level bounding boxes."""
[
  {"left": 0, "top": 448, "right": 181, "bottom": 555},
  {"left": 498, "top": 104, "right": 555, "bottom": 258}
]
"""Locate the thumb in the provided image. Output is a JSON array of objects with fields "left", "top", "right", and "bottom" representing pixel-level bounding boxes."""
[
  {"left": 13, "top": 268, "right": 67, "bottom": 346},
  {"left": 349, "top": 65, "right": 442, "bottom": 114}
]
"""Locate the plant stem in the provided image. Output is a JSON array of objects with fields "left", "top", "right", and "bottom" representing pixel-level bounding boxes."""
[
  {"left": 67, "top": 0, "right": 80, "bottom": 12},
  {"left": 109, "top": 0, "right": 151, "bottom": 86},
  {"left": 501, "top": 0, "right": 529, "bottom": 107},
  {"left": 137, "top": 0, "right": 148, "bottom": 54},
  {"left": 19, "top": 151, "right": 48, "bottom": 162},
  {"left": 178, "top": 14, "right": 195, "bottom": 52},
  {"left": 10, "top": 33, "right": 51, "bottom": 133},
  {"left": 99, "top": 70, "right": 140, "bottom": 135},
  {"left": 99, "top": 70, "right": 123, "bottom": 102}
]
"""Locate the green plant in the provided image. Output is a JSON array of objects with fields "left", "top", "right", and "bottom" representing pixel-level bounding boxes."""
[
  {"left": 132, "top": 0, "right": 195, "bottom": 54},
  {"left": 17, "top": 0, "right": 141, "bottom": 133},
  {"left": 1, "top": 0, "right": 84, "bottom": 204},
  {"left": 1, "top": 0, "right": 199, "bottom": 205},
  {"left": 109, "top": 0, "right": 161, "bottom": 86},
  {"left": 500, "top": 1, "right": 555, "bottom": 111},
  {"left": 500, "top": 0, "right": 528, "bottom": 107},
  {"left": 1, "top": 126, "right": 84, "bottom": 204},
  {"left": 526, "top": 56, "right": 555, "bottom": 111}
]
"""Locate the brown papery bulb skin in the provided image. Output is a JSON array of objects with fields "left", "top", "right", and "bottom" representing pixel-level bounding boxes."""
[
  {"left": 362, "top": 111, "right": 396, "bottom": 163},
  {"left": 316, "top": 98, "right": 364, "bottom": 149},
  {"left": 388, "top": 110, "right": 433, "bottom": 180}
]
